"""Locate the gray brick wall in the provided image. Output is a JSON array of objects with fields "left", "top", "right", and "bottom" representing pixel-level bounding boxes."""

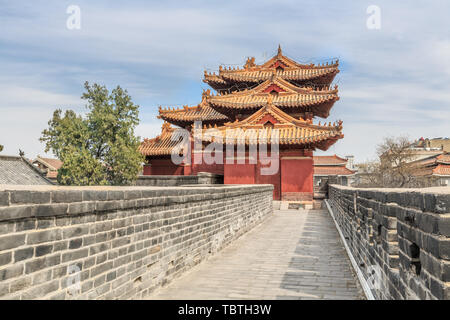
[
  {"left": 0, "top": 184, "right": 273, "bottom": 299},
  {"left": 328, "top": 185, "right": 450, "bottom": 300}
]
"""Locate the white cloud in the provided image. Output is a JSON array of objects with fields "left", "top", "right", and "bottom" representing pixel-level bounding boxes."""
[
  {"left": 0, "top": 1, "right": 449, "bottom": 164},
  {"left": 0, "top": 85, "right": 82, "bottom": 158}
]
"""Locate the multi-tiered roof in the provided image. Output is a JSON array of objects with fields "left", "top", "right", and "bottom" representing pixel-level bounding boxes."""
[
  {"left": 140, "top": 46, "right": 343, "bottom": 156},
  {"left": 157, "top": 90, "right": 229, "bottom": 129},
  {"left": 139, "top": 122, "right": 179, "bottom": 156},
  {"left": 204, "top": 76, "right": 339, "bottom": 119}
]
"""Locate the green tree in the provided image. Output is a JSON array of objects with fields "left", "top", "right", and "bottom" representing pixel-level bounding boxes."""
[
  {"left": 0, "top": 144, "right": 3, "bottom": 152},
  {"left": 40, "top": 82, "right": 143, "bottom": 185}
]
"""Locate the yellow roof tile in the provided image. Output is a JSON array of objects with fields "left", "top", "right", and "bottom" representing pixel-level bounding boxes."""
[
  {"left": 199, "top": 101, "right": 343, "bottom": 151},
  {"left": 206, "top": 76, "right": 339, "bottom": 118},
  {"left": 139, "top": 122, "right": 185, "bottom": 156},
  {"left": 158, "top": 92, "right": 229, "bottom": 126}
]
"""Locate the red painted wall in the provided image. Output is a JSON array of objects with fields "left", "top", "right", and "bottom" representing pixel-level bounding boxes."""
[
  {"left": 280, "top": 155, "right": 313, "bottom": 201},
  {"left": 224, "top": 163, "right": 256, "bottom": 185},
  {"left": 192, "top": 161, "right": 224, "bottom": 175},
  {"left": 191, "top": 151, "right": 224, "bottom": 175},
  {"left": 143, "top": 165, "right": 151, "bottom": 175},
  {"left": 224, "top": 151, "right": 281, "bottom": 200}
]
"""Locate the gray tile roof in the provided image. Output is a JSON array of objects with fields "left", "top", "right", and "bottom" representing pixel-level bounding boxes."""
[{"left": 0, "top": 155, "right": 53, "bottom": 185}]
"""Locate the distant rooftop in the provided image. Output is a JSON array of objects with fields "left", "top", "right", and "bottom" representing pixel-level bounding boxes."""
[{"left": 0, "top": 155, "right": 52, "bottom": 185}]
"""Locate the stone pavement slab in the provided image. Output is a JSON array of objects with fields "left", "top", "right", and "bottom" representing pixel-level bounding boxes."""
[{"left": 146, "top": 209, "right": 365, "bottom": 300}]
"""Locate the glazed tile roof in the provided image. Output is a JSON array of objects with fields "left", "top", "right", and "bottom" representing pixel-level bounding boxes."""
[
  {"left": 204, "top": 45, "right": 339, "bottom": 89},
  {"left": 313, "top": 155, "right": 348, "bottom": 166},
  {"left": 0, "top": 155, "right": 52, "bottom": 185},
  {"left": 158, "top": 93, "right": 229, "bottom": 127},
  {"left": 433, "top": 164, "right": 450, "bottom": 175},
  {"left": 437, "top": 154, "right": 450, "bottom": 164},
  {"left": 200, "top": 101, "right": 343, "bottom": 150},
  {"left": 206, "top": 76, "right": 339, "bottom": 118},
  {"left": 139, "top": 122, "right": 187, "bottom": 156},
  {"left": 314, "top": 166, "right": 355, "bottom": 176}
]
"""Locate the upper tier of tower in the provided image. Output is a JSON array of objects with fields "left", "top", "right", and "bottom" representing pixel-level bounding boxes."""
[{"left": 203, "top": 45, "right": 339, "bottom": 93}]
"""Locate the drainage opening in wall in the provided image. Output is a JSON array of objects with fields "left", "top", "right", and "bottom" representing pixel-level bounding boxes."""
[{"left": 410, "top": 243, "right": 421, "bottom": 276}]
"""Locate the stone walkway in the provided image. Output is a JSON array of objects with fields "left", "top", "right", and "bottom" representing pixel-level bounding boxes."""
[{"left": 147, "top": 209, "right": 365, "bottom": 300}]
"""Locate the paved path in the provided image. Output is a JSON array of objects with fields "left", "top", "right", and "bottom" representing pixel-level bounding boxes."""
[{"left": 147, "top": 209, "right": 365, "bottom": 300}]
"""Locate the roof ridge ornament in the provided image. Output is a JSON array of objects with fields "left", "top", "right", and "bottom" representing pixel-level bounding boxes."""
[
  {"left": 244, "top": 56, "right": 256, "bottom": 69},
  {"left": 277, "top": 44, "right": 282, "bottom": 57},
  {"left": 202, "top": 89, "right": 211, "bottom": 100},
  {"left": 161, "top": 121, "right": 172, "bottom": 132}
]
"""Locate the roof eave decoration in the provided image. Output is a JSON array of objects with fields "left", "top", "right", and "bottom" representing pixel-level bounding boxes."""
[
  {"left": 206, "top": 76, "right": 339, "bottom": 115},
  {"left": 199, "top": 101, "right": 343, "bottom": 149},
  {"left": 139, "top": 122, "right": 185, "bottom": 156},
  {"left": 157, "top": 90, "right": 230, "bottom": 126}
]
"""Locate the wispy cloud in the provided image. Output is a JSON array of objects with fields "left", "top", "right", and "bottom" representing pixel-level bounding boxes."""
[{"left": 0, "top": 0, "right": 449, "bottom": 162}]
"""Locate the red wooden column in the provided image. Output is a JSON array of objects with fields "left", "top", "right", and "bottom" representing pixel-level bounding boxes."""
[
  {"left": 280, "top": 150, "right": 314, "bottom": 201},
  {"left": 183, "top": 138, "right": 195, "bottom": 176}
]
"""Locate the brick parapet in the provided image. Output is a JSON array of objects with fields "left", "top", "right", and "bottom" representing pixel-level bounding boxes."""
[{"left": 0, "top": 184, "right": 273, "bottom": 299}]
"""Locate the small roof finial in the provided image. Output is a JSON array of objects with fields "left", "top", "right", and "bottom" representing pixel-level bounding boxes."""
[{"left": 277, "top": 44, "right": 282, "bottom": 56}]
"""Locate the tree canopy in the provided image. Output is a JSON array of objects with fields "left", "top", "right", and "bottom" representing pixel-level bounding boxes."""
[
  {"left": 0, "top": 144, "right": 3, "bottom": 152},
  {"left": 40, "top": 82, "right": 143, "bottom": 185}
]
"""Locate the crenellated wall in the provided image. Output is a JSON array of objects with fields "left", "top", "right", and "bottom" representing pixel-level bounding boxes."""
[
  {"left": 0, "top": 184, "right": 273, "bottom": 300},
  {"left": 328, "top": 185, "right": 450, "bottom": 300}
]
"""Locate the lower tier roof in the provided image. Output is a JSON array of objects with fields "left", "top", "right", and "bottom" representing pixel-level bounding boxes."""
[{"left": 140, "top": 104, "right": 344, "bottom": 156}]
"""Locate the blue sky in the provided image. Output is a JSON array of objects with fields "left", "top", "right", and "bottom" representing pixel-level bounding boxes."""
[{"left": 0, "top": 0, "right": 449, "bottom": 163}]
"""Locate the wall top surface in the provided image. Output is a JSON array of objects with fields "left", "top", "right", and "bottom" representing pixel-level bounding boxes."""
[{"left": 330, "top": 184, "right": 450, "bottom": 195}]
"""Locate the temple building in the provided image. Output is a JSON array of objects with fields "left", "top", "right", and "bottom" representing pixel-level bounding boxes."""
[
  {"left": 313, "top": 155, "right": 356, "bottom": 199},
  {"left": 314, "top": 155, "right": 356, "bottom": 186},
  {"left": 139, "top": 46, "right": 344, "bottom": 202}
]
